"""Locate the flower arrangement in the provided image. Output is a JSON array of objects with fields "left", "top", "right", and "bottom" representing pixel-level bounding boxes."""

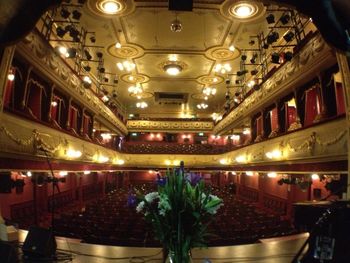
[{"left": 134, "top": 162, "right": 223, "bottom": 263}]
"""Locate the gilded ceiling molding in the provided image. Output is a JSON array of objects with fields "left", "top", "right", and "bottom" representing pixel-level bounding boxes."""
[
  {"left": 127, "top": 120, "right": 214, "bottom": 132},
  {"left": 16, "top": 30, "right": 128, "bottom": 135},
  {"left": 213, "top": 33, "right": 334, "bottom": 135}
]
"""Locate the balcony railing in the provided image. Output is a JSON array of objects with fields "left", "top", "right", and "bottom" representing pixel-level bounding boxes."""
[{"left": 120, "top": 142, "right": 237, "bottom": 155}]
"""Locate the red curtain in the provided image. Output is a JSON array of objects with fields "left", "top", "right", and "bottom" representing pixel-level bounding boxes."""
[
  {"left": 69, "top": 106, "right": 78, "bottom": 131},
  {"left": 270, "top": 108, "right": 278, "bottom": 131},
  {"left": 335, "top": 82, "right": 345, "bottom": 115},
  {"left": 304, "top": 86, "right": 322, "bottom": 126},
  {"left": 83, "top": 114, "right": 91, "bottom": 135},
  {"left": 285, "top": 104, "right": 296, "bottom": 130},
  {"left": 27, "top": 82, "right": 45, "bottom": 120},
  {"left": 256, "top": 116, "right": 263, "bottom": 136},
  {"left": 50, "top": 96, "right": 59, "bottom": 121},
  {"left": 3, "top": 69, "right": 15, "bottom": 108}
]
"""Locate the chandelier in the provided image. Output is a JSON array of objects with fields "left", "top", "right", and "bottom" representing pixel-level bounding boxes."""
[
  {"left": 128, "top": 85, "right": 143, "bottom": 95},
  {"left": 197, "top": 103, "right": 208, "bottom": 109},
  {"left": 136, "top": 101, "right": 148, "bottom": 108},
  {"left": 214, "top": 63, "right": 232, "bottom": 74}
]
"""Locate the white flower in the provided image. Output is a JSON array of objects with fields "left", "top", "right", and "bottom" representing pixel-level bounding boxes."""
[
  {"left": 136, "top": 201, "right": 145, "bottom": 213},
  {"left": 145, "top": 192, "right": 159, "bottom": 203},
  {"left": 158, "top": 194, "right": 171, "bottom": 216}
]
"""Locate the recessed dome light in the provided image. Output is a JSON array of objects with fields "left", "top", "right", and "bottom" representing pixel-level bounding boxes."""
[
  {"left": 99, "top": 0, "right": 121, "bottom": 14},
  {"left": 230, "top": 3, "right": 258, "bottom": 19},
  {"left": 164, "top": 64, "right": 182, "bottom": 76}
]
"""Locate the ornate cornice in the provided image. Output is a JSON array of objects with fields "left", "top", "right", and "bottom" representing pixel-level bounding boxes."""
[
  {"left": 127, "top": 119, "right": 214, "bottom": 132},
  {"left": 213, "top": 33, "right": 336, "bottom": 135},
  {"left": 15, "top": 30, "right": 128, "bottom": 135}
]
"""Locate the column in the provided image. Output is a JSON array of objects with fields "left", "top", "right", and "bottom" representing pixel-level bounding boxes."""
[{"left": 336, "top": 52, "right": 350, "bottom": 199}]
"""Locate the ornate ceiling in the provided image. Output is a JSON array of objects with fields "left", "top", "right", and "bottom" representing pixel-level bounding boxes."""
[{"left": 48, "top": 0, "right": 309, "bottom": 122}]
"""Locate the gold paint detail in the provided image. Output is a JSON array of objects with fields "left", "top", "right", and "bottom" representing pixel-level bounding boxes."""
[
  {"left": 197, "top": 75, "right": 224, "bottom": 85},
  {"left": 205, "top": 46, "right": 240, "bottom": 61},
  {"left": 158, "top": 60, "right": 188, "bottom": 72},
  {"left": 127, "top": 120, "right": 214, "bottom": 132},
  {"left": 17, "top": 30, "right": 128, "bottom": 135},
  {"left": 107, "top": 43, "right": 144, "bottom": 59},
  {"left": 121, "top": 73, "right": 150, "bottom": 84},
  {"left": 214, "top": 34, "right": 330, "bottom": 135},
  {"left": 129, "top": 92, "right": 153, "bottom": 99}
]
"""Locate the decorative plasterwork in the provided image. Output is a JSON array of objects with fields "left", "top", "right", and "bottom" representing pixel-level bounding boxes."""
[
  {"left": 220, "top": 0, "right": 266, "bottom": 22},
  {"left": 217, "top": 118, "right": 348, "bottom": 169},
  {"left": 213, "top": 33, "right": 334, "bottom": 135},
  {"left": 197, "top": 75, "right": 224, "bottom": 85},
  {"left": 0, "top": 115, "right": 124, "bottom": 165},
  {"left": 127, "top": 120, "right": 214, "bottom": 132},
  {"left": 107, "top": 43, "right": 144, "bottom": 59},
  {"left": 17, "top": 30, "right": 128, "bottom": 135},
  {"left": 205, "top": 46, "right": 240, "bottom": 61},
  {"left": 87, "top": 0, "right": 134, "bottom": 18},
  {"left": 121, "top": 73, "right": 150, "bottom": 84}
]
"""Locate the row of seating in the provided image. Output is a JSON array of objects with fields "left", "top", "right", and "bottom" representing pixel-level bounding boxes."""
[{"left": 52, "top": 184, "right": 297, "bottom": 247}]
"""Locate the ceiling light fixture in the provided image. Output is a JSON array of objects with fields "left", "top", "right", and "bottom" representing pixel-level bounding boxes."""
[
  {"left": 203, "top": 87, "right": 217, "bottom": 96},
  {"left": 164, "top": 63, "right": 182, "bottom": 76},
  {"left": 170, "top": 19, "right": 182, "bottom": 32},
  {"left": 197, "top": 103, "right": 208, "bottom": 109},
  {"left": 128, "top": 85, "right": 143, "bottom": 95},
  {"left": 99, "top": 0, "right": 122, "bottom": 14},
  {"left": 231, "top": 3, "right": 256, "bottom": 18},
  {"left": 214, "top": 63, "right": 232, "bottom": 74},
  {"left": 136, "top": 101, "right": 148, "bottom": 108}
]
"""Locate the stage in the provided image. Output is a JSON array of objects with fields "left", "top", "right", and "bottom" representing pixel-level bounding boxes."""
[{"left": 13, "top": 231, "right": 309, "bottom": 262}]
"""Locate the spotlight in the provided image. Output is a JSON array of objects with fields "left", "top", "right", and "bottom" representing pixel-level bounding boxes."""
[
  {"left": 104, "top": 77, "right": 109, "bottom": 83},
  {"left": 56, "top": 27, "right": 66, "bottom": 38},
  {"left": 241, "top": 54, "right": 247, "bottom": 61},
  {"left": 98, "top": 67, "right": 105, "bottom": 73},
  {"left": 263, "top": 42, "right": 269, "bottom": 49},
  {"left": 280, "top": 14, "right": 290, "bottom": 25},
  {"left": 225, "top": 79, "right": 230, "bottom": 85},
  {"left": 225, "top": 92, "right": 230, "bottom": 100},
  {"left": 113, "top": 77, "right": 118, "bottom": 84},
  {"left": 250, "top": 57, "right": 256, "bottom": 64},
  {"left": 266, "top": 14, "right": 275, "bottom": 24},
  {"left": 267, "top": 31, "right": 279, "bottom": 44},
  {"left": 83, "top": 65, "right": 91, "bottom": 72},
  {"left": 60, "top": 8, "right": 70, "bottom": 19},
  {"left": 72, "top": 10, "right": 82, "bottom": 20},
  {"left": 66, "top": 48, "right": 77, "bottom": 58},
  {"left": 283, "top": 31, "right": 295, "bottom": 42},
  {"left": 234, "top": 92, "right": 240, "bottom": 97},
  {"left": 284, "top": 51, "right": 293, "bottom": 61},
  {"left": 237, "top": 69, "right": 248, "bottom": 76},
  {"left": 69, "top": 27, "right": 80, "bottom": 40},
  {"left": 90, "top": 36, "right": 96, "bottom": 43},
  {"left": 96, "top": 52, "right": 103, "bottom": 58},
  {"left": 235, "top": 80, "right": 241, "bottom": 85},
  {"left": 224, "top": 103, "right": 230, "bottom": 111},
  {"left": 251, "top": 69, "right": 258, "bottom": 75},
  {"left": 253, "top": 84, "right": 260, "bottom": 91},
  {"left": 84, "top": 50, "right": 92, "bottom": 60},
  {"left": 271, "top": 52, "right": 280, "bottom": 64}
]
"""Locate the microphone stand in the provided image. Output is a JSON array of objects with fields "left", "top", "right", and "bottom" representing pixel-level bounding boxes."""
[{"left": 43, "top": 150, "right": 56, "bottom": 233}]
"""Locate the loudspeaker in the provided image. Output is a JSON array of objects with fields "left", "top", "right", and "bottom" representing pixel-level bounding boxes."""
[
  {"left": 169, "top": 0, "right": 193, "bottom": 11},
  {"left": 0, "top": 172, "right": 14, "bottom": 193},
  {"left": 0, "top": 241, "right": 17, "bottom": 263},
  {"left": 22, "top": 226, "right": 56, "bottom": 258}
]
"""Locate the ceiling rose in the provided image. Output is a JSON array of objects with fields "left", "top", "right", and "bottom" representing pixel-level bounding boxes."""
[
  {"left": 159, "top": 61, "right": 188, "bottom": 76},
  {"left": 96, "top": 0, "right": 124, "bottom": 14},
  {"left": 230, "top": 3, "right": 257, "bottom": 18},
  {"left": 164, "top": 64, "right": 182, "bottom": 75}
]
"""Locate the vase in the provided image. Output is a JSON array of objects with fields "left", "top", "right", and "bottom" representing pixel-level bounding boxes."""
[{"left": 165, "top": 249, "right": 192, "bottom": 263}]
